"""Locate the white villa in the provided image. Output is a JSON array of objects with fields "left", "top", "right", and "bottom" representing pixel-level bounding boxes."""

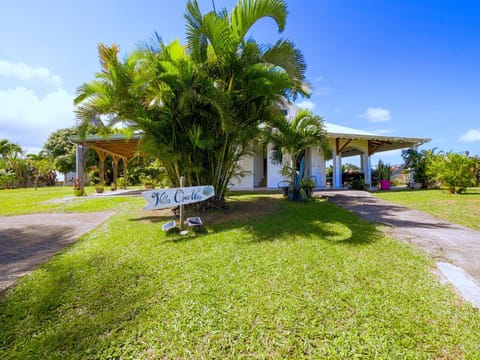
[
  {"left": 230, "top": 108, "right": 430, "bottom": 190},
  {"left": 72, "top": 108, "right": 429, "bottom": 191}
]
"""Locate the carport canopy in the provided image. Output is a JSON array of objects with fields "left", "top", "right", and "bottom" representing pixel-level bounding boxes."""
[{"left": 71, "top": 133, "right": 143, "bottom": 191}]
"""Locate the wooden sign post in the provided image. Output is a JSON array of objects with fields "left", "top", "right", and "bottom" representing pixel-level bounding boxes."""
[{"left": 142, "top": 182, "right": 215, "bottom": 230}]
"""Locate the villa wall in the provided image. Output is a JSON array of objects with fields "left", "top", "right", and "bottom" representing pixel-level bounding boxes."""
[
  {"left": 229, "top": 155, "right": 254, "bottom": 189},
  {"left": 253, "top": 154, "right": 264, "bottom": 187}
]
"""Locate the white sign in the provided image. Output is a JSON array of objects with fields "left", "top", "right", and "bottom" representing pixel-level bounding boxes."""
[
  {"left": 142, "top": 185, "right": 215, "bottom": 210},
  {"left": 187, "top": 217, "right": 202, "bottom": 226},
  {"left": 162, "top": 220, "right": 176, "bottom": 231}
]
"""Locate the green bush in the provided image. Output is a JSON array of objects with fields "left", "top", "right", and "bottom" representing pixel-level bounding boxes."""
[
  {"left": 428, "top": 152, "right": 476, "bottom": 194},
  {"left": 0, "top": 169, "right": 16, "bottom": 189}
]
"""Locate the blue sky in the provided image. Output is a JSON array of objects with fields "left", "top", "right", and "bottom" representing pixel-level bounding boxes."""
[{"left": 1, "top": 0, "right": 479, "bottom": 165}]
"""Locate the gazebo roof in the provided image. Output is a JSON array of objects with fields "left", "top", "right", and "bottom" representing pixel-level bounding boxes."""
[
  {"left": 324, "top": 122, "right": 430, "bottom": 157},
  {"left": 70, "top": 134, "right": 143, "bottom": 160}
]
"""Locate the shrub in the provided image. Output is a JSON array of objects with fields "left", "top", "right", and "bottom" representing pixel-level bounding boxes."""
[{"left": 428, "top": 152, "right": 476, "bottom": 194}]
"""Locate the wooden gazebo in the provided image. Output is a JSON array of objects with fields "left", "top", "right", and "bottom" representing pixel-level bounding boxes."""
[{"left": 71, "top": 134, "right": 142, "bottom": 192}]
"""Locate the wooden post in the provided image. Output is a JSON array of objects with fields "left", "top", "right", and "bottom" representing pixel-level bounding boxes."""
[
  {"left": 122, "top": 158, "right": 128, "bottom": 189},
  {"left": 179, "top": 176, "right": 184, "bottom": 229},
  {"left": 97, "top": 150, "right": 107, "bottom": 187},
  {"left": 112, "top": 155, "right": 119, "bottom": 191}
]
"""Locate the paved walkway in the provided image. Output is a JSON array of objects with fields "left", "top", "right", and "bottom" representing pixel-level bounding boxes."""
[
  {"left": 0, "top": 212, "right": 114, "bottom": 294},
  {"left": 318, "top": 190, "right": 480, "bottom": 308}
]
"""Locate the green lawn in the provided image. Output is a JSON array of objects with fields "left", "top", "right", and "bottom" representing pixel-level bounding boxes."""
[
  {"left": 1, "top": 192, "right": 480, "bottom": 358},
  {"left": 0, "top": 187, "right": 143, "bottom": 215},
  {"left": 374, "top": 187, "right": 480, "bottom": 231}
]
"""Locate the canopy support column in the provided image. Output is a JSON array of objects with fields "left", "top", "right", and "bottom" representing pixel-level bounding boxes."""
[
  {"left": 332, "top": 148, "right": 342, "bottom": 188},
  {"left": 361, "top": 152, "right": 372, "bottom": 188},
  {"left": 75, "top": 143, "right": 91, "bottom": 194},
  {"left": 96, "top": 150, "right": 107, "bottom": 187},
  {"left": 112, "top": 155, "right": 120, "bottom": 191},
  {"left": 75, "top": 144, "right": 83, "bottom": 187},
  {"left": 122, "top": 158, "right": 128, "bottom": 189}
]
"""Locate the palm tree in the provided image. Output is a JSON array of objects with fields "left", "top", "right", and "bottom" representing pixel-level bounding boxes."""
[
  {"left": 261, "top": 109, "right": 328, "bottom": 190},
  {"left": 184, "top": 0, "right": 310, "bottom": 205},
  {"left": 0, "top": 140, "right": 22, "bottom": 161},
  {"left": 75, "top": 0, "right": 309, "bottom": 208}
]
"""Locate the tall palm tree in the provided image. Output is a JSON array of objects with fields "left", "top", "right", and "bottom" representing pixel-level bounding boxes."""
[
  {"left": 261, "top": 109, "right": 328, "bottom": 189},
  {"left": 75, "top": 0, "right": 310, "bottom": 208},
  {"left": 184, "top": 0, "right": 310, "bottom": 205}
]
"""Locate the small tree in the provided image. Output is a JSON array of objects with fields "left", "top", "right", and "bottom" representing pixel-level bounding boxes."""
[
  {"left": 43, "top": 128, "right": 78, "bottom": 182},
  {"left": 27, "top": 152, "right": 57, "bottom": 189},
  {"left": 402, "top": 148, "right": 426, "bottom": 185},
  {"left": 427, "top": 152, "right": 476, "bottom": 194},
  {"left": 261, "top": 109, "right": 328, "bottom": 192}
]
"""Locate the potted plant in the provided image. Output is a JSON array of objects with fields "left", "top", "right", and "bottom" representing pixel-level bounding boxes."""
[
  {"left": 95, "top": 185, "right": 104, "bottom": 193},
  {"left": 72, "top": 178, "right": 84, "bottom": 196},
  {"left": 140, "top": 174, "right": 155, "bottom": 189},
  {"left": 277, "top": 180, "right": 291, "bottom": 197},
  {"left": 377, "top": 160, "right": 392, "bottom": 190},
  {"left": 300, "top": 177, "right": 316, "bottom": 198}
]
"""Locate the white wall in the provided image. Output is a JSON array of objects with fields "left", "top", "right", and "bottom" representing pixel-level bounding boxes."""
[
  {"left": 309, "top": 147, "right": 326, "bottom": 187},
  {"left": 229, "top": 155, "right": 254, "bottom": 189},
  {"left": 253, "top": 155, "right": 264, "bottom": 187},
  {"left": 267, "top": 144, "right": 287, "bottom": 188}
]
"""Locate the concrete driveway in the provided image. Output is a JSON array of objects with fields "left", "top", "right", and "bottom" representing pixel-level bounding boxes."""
[{"left": 0, "top": 212, "right": 114, "bottom": 294}]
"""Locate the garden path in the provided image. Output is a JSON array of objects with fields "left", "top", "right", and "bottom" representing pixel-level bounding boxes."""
[
  {"left": 319, "top": 190, "right": 480, "bottom": 308},
  {"left": 0, "top": 212, "right": 114, "bottom": 294}
]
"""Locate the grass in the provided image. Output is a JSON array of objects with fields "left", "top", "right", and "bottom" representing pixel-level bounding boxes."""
[
  {"left": 1, "top": 193, "right": 480, "bottom": 358},
  {"left": 0, "top": 187, "right": 143, "bottom": 215},
  {"left": 374, "top": 187, "right": 480, "bottom": 231}
]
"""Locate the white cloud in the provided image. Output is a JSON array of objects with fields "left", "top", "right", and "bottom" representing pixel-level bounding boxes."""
[
  {"left": 296, "top": 100, "right": 316, "bottom": 111},
  {"left": 361, "top": 107, "right": 392, "bottom": 123},
  {"left": 0, "top": 64, "right": 75, "bottom": 150},
  {"left": 0, "top": 60, "right": 62, "bottom": 87},
  {"left": 0, "top": 60, "right": 75, "bottom": 152},
  {"left": 459, "top": 129, "right": 480, "bottom": 143}
]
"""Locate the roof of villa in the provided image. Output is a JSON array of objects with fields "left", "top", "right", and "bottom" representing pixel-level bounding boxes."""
[
  {"left": 70, "top": 123, "right": 430, "bottom": 159},
  {"left": 324, "top": 122, "right": 431, "bottom": 157}
]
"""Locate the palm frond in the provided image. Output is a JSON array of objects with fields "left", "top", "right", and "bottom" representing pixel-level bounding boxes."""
[{"left": 230, "top": 0, "right": 287, "bottom": 44}]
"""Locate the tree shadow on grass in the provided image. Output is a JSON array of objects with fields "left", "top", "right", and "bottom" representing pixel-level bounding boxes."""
[
  {"left": 129, "top": 194, "right": 382, "bottom": 246},
  {"left": 0, "top": 195, "right": 383, "bottom": 357},
  {"left": 323, "top": 192, "right": 477, "bottom": 230},
  {"left": 238, "top": 198, "right": 383, "bottom": 246},
  {"left": 0, "top": 244, "right": 161, "bottom": 358}
]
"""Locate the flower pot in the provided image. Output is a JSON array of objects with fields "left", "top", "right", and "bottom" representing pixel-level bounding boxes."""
[
  {"left": 379, "top": 180, "right": 391, "bottom": 190},
  {"left": 95, "top": 187, "right": 104, "bottom": 193},
  {"left": 288, "top": 189, "right": 301, "bottom": 201}
]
